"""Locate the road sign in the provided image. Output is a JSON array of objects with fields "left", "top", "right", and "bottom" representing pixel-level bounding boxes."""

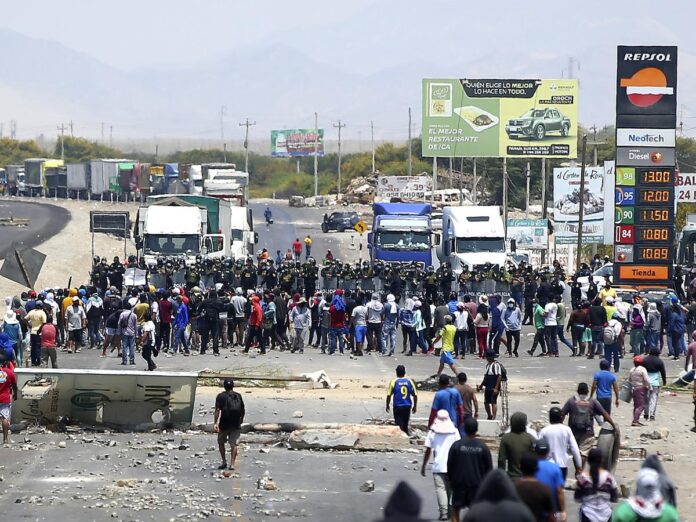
[
  {"left": 354, "top": 221, "right": 368, "bottom": 234},
  {"left": 0, "top": 242, "right": 46, "bottom": 289}
]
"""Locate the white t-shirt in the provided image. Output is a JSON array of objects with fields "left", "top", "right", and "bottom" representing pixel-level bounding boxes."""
[
  {"left": 424, "top": 430, "right": 461, "bottom": 473},
  {"left": 351, "top": 305, "right": 368, "bottom": 327},
  {"left": 538, "top": 423, "right": 582, "bottom": 470},
  {"left": 544, "top": 302, "right": 558, "bottom": 326},
  {"left": 454, "top": 310, "right": 469, "bottom": 331},
  {"left": 141, "top": 320, "right": 155, "bottom": 344}
]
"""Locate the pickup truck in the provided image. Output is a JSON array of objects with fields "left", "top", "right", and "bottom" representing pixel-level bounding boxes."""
[
  {"left": 505, "top": 108, "right": 571, "bottom": 140},
  {"left": 321, "top": 211, "right": 359, "bottom": 233}
]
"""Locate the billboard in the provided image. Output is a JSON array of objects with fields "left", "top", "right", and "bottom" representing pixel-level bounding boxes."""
[
  {"left": 376, "top": 176, "right": 432, "bottom": 201},
  {"left": 553, "top": 166, "right": 606, "bottom": 244},
  {"left": 677, "top": 172, "right": 696, "bottom": 202},
  {"left": 506, "top": 219, "right": 548, "bottom": 250},
  {"left": 422, "top": 78, "right": 578, "bottom": 158},
  {"left": 271, "top": 129, "right": 325, "bottom": 157}
]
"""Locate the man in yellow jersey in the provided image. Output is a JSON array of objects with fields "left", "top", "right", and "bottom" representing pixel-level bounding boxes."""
[{"left": 432, "top": 315, "right": 459, "bottom": 377}]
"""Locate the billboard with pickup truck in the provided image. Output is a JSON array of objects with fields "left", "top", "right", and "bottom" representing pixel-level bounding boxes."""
[{"left": 422, "top": 78, "right": 578, "bottom": 158}]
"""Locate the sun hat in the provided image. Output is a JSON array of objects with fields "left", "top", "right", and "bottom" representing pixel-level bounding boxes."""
[
  {"left": 430, "top": 410, "right": 457, "bottom": 434},
  {"left": 3, "top": 310, "right": 18, "bottom": 324}
]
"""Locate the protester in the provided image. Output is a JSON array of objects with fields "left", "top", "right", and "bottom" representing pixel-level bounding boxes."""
[
  {"left": 533, "top": 438, "right": 566, "bottom": 519},
  {"left": 421, "top": 409, "right": 461, "bottom": 521},
  {"left": 603, "top": 312, "right": 623, "bottom": 372},
  {"left": 289, "top": 297, "right": 310, "bottom": 353},
  {"left": 366, "top": 294, "right": 385, "bottom": 354},
  {"left": 574, "top": 447, "right": 619, "bottom": 522},
  {"left": 515, "top": 453, "right": 554, "bottom": 522},
  {"left": 477, "top": 349, "right": 503, "bottom": 420},
  {"left": 214, "top": 378, "right": 245, "bottom": 471},
  {"left": 628, "top": 355, "right": 651, "bottom": 426},
  {"left": 590, "top": 359, "right": 619, "bottom": 414},
  {"left": 538, "top": 407, "right": 582, "bottom": 481},
  {"left": 140, "top": 311, "right": 157, "bottom": 371},
  {"left": 65, "top": 296, "right": 86, "bottom": 353},
  {"left": 643, "top": 347, "right": 667, "bottom": 422},
  {"left": 25, "top": 304, "right": 46, "bottom": 367},
  {"left": 386, "top": 365, "right": 417, "bottom": 435},
  {"left": 118, "top": 302, "right": 137, "bottom": 365},
  {"left": 0, "top": 356, "right": 17, "bottom": 444},
  {"left": 473, "top": 297, "right": 489, "bottom": 358},
  {"left": 431, "top": 315, "right": 458, "bottom": 376},
  {"left": 612, "top": 468, "right": 678, "bottom": 522},
  {"left": 39, "top": 316, "right": 58, "bottom": 368},
  {"left": 429, "top": 374, "right": 463, "bottom": 431},
  {"left": 503, "top": 298, "right": 522, "bottom": 357},
  {"left": 641, "top": 454, "right": 677, "bottom": 507},
  {"left": 561, "top": 382, "right": 616, "bottom": 455},
  {"left": 446, "top": 418, "right": 493, "bottom": 522},
  {"left": 498, "top": 412, "right": 536, "bottom": 479},
  {"left": 454, "top": 372, "right": 478, "bottom": 425},
  {"left": 461, "top": 469, "right": 536, "bottom": 522},
  {"left": 528, "top": 298, "right": 547, "bottom": 357}
]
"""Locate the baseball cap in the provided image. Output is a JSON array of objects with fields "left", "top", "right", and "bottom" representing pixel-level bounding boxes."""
[
  {"left": 534, "top": 437, "right": 550, "bottom": 454},
  {"left": 223, "top": 378, "right": 234, "bottom": 389},
  {"left": 72, "top": 296, "right": 80, "bottom": 302}
]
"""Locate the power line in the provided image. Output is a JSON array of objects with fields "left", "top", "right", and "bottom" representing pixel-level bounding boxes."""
[
  {"left": 57, "top": 123, "right": 68, "bottom": 160},
  {"left": 238, "top": 118, "right": 256, "bottom": 174}
]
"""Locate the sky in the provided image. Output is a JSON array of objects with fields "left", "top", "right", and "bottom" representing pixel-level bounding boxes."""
[{"left": 1, "top": 0, "right": 695, "bottom": 143}]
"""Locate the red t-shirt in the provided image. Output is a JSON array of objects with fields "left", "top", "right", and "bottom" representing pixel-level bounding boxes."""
[
  {"left": 0, "top": 366, "right": 16, "bottom": 404},
  {"left": 40, "top": 323, "right": 57, "bottom": 348},
  {"left": 329, "top": 305, "right": 346, "bottom": 329},
  {"left": 293, "top": 241, "right": 302, "bottom": 253}
]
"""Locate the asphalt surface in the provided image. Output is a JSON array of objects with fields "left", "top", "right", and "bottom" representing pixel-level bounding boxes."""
[
  {"left": 0, "top": 198, "right": 70, "bottom": 258},
  {"left": 2, "top": 198, "right": 691, "bottom": 521}
]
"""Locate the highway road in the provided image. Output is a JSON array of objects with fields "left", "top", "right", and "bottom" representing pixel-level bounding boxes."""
[{"left": 0, "top": 199, "right": 70, "bottom": 258}]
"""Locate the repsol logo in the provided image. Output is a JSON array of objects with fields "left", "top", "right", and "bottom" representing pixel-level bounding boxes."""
[{"left": 623, "top": 53, "right": 672, "bottom": 62}]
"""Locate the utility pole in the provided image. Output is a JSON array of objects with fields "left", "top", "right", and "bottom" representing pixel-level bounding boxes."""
[
  {"left": 10, "top": 120, "right": 16, "bottom": 140},
  {"left": 333, "top": 120, "right": 346, "bottom": 198},
  {"left": 459, "top": 158, "right": 465, "bottom": 205},
  {"left": 314, "top": 112, "right": 319, "bottom": 198},
  {"left": 588, "top": 125, "right": 606, "bottom": 167},
  {"left": 101, "top": 122, "right": 105, "bottom": 143},
  {"left": 239, "top": 118, "right": 256, "bottom": 173},
  {"left": 370, "top": 121, "right": 376, "bottom": 175},
  {"left": 219, "top": 105, "right": 226, "bottom": 154},
  {"left": 472, "top": 158, "right": 478, "bottom": 204},
  {"left": 69, "top": 120, "right": 74, "bottom": 137},
  {"left": 575, "top": 135, "right": 588, "bottom": 272},
  {"left": 109, "top": 125, "right": 113, "bottom": 147},
  {"left": 525, "top": 161, "right": 531, "bottom": 218},
  {"left": 448, "top": 157, "right": 453, "bottom": 188},
  {"left": 155, "top": 144, "right": 159, "bottom": 161},
  {"left": 502, "top": 158, "right": 508, "bottom": 234},
  {"left": 432, "top": 157, "right": 437, "bottom": 202},
  {"left": 57, "top": 123, "right": 67, "bottom": 161},
  {"left": 407, "top": 107, "right": 413, "bottom": 176},
  {"left": 679, "top": 105, "right": 685, "bottom": 135}
]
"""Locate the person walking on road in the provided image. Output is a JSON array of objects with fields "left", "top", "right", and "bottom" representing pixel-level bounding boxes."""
[
  {"left": 527, "top": 298, "right": 547, "bottom": 357},
  {"left": 386, "top": 365, "right": 417, "bottom": 434},
  {"left": 172, "top": 295, "right": 190, "bottom": 356},
  {"left": 429, "top": 374, "right": 463, "bottom": 431},
  {"left": 561, "top": 382, "right": 616, "bottom": 457},
  {"left": 643, "top": 347, "right": 667, "bottom": 422},
  {"left": 514, "top": 453, "right": 554, "bottom": 522},
  {"left": 292, "top": 238, "right": 302, "bottom": 261},
  {"left": 118, "top": 303, "right": 137, "bottom": 365},
  {"left": 628, "top": 355, "right": 651, "bottom": 426},
  {"left": 214, "top": 378, "right": 245, "bottom": 471},
  {"left": 140, "top": 312, "right": 157, "bottom": 371},
  {"left": 498, "top": 412, "right": 536, "bottom": 479},
  {"left": 421, "top": 409, "right": 460, "bottom": 521},
  {"left": 590, "top": 359, "right": 619, "bottom": 415},
  {"left": 446, "top": 418, "right": 493, "bottom": 522},
  {"left": 503, "top": 298, "right": 521, "bottom": 357},
  {"left": 303, "top": 235, "right": 312, "bottom": 259},
  {"left": 431, "top": 315, "right": 458, "bottom": 377},
  {"left": 477, "top": 349, "right": 503, "bottom": 420},
  {"left": 574, "top": 447, "right": 620, "bottom": 522},
  {"left": 538, "top": 406, "right": 582, "bottom": 481}
]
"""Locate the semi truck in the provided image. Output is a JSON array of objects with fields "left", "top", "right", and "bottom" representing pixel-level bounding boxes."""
[
  {"left": 437, "top": 205, "right": 507, "bottom": 272},
  {"left": 135, "top": 195, "right": 232, "bottom": 266},
  {"left": 367, "top": 202, "right": 435, "bottom": 266},
  {"left": 24, "top": 158, "right": 64, "bottom": 196},
  {"left": 5, "top": 165, "right": 25, "bottom": 196}
]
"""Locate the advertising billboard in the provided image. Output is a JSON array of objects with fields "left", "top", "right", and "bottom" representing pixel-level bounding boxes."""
[
  {"left": 271, "top": 129, "right": 325, "bottom": 157},
  {"left": 553, "top": 166, "right": 606, "bottom": 244},
  {"left": 422, "top": 78, "right": 578, "bottom": 158},
  {"left": 613, "top": 46, "right": 677, "bottom": 287},
  {"left": 376, "top": 176, "right": 432, "bottom": 201},
  {"left": 506, "top": 219, "right": 548, "bottom": 250}
]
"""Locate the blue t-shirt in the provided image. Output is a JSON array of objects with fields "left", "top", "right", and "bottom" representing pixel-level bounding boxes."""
[
  {"left": 535, "top": 459, "right": 564, "bottom": 511},
  {"left": 593, "top": 370, "right": 616, "bottom": 399},
  {"left": 389, "top": 377, "right": 417, "bottom": 408},
  {"left": 432, "top": 387, "right": 463, "bottom": 426}
]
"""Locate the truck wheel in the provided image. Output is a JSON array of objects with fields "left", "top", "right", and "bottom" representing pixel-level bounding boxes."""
[
  {"left": 561, "top": 123, "right": 569, "bottom": 137},
  {"left": 321, "top": 223, "right": 329, "bottom": 233},
  {"left": 534, "top": 125, "right": 546, "bottom": 140}
]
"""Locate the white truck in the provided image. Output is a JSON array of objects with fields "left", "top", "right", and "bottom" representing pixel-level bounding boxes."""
[
  {"left": 134, "top": 196, "right": 230, "bottom": 266},
  {"left": 201, "top": 163, "right": 249, "bottom": 205},
  {"left": 230, "top": 206, "right": 257, "bottom": 259},
  {"left": 437, "top": 205, "right": 507, "bottom": 273}
]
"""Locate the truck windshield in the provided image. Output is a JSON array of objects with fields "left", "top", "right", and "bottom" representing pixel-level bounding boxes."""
[
  {"left": 455, "top": 237, "right": 505, "bottom": 253},
  {"left": 144, "top": 234, "right": 199, "bottom": 255},
  {"left": 376, "top": 231, "right": 430, "bottom": 251},
  {"left": 230, "top": 229, "right": 244, "bottom": 241}
]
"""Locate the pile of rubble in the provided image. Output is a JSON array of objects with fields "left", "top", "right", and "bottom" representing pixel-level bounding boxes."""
[{"left": 342, "top": 176, "right": 376, "bottom": 204}]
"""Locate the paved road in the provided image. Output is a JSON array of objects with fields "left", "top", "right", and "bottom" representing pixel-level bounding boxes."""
[{"left": 0, "top": 199, "right": 70, "bottom": 258}]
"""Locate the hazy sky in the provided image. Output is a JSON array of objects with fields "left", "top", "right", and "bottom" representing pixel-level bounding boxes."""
[{"left": 2, "top": 0, "right": 695, "bottom": 143}]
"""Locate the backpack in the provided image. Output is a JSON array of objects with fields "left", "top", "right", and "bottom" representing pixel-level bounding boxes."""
[
  {"left": 220, "top": 392, "right": 243, "bottom": 427},
  {"left": 570, "top": 398, "right": 593, "bottom": 432},
  {"left": 399, "top": 308, "right": 415, "bottom": 328},
  {"left": 119, "top": 311, "right": 133, "bottom": 330},
  {"left": 602, "top": 325, "right": 617, "bottom": 344},
  {"left": 262, "top": 306, "right": 275, "bottom": 330}
]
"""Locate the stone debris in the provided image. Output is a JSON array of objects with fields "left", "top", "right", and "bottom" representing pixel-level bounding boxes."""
[
  {"left": 257, "top": 470, "right": 278, "bottom": 491},
  {"left": 359, "top": 480, "right": 375, "bottom": 492},
  {"left": 292, "top": 411, "right": 304, "bottom": 419}
]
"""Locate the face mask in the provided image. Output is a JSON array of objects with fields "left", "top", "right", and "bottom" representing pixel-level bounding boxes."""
[{"left": 508, "top": 303, "right": 514, "bottom": 309}]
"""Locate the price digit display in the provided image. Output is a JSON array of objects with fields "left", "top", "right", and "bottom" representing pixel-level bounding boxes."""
[
  {"left": 636, "top": 226, "right": 673, "bottom": 243},
  {"left": 637, "top": 168, "right": 674, "bottom": 185},
  {"left": 636, "top": 246, "right": 671, "bottom": 262},
  {"left": 637, "top": 188, "right": 674, "bottom": 205},
  {"left": 635, "top": 207, "right": 673, "bottom": 224}
]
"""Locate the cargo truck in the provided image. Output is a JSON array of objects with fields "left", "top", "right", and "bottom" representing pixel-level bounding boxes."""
[
  {"left": 5, "top": 165, "right": 25, "bottom": 196},
  {"left": 24, "top": 158, "right": 64, "bottom": 196},
  {"left": 135, "top": 195, "right": 231, "bottom": 266},
  {"left": 367, "top": 202, "right": 435, "bottom": 266},
  {"left": 437, "top": 206, "right": 507, "bottom": 273}
]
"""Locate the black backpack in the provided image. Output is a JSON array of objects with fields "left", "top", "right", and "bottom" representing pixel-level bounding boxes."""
[{"left": 220, "top": 392, "right": 243, "bottom": 426}]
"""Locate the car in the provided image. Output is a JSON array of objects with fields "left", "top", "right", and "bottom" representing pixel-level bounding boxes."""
[
  {"left": 576, "top": 263, "right": 614, "bottom": 297},
  {"left": 505, "top": 108, "right": 571, "bottom": 140},
  {"left": 321, "top": 211, "right": 359, "bottom": 233}
]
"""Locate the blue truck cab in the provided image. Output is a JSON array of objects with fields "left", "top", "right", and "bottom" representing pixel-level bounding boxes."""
[{"left": 368, "top": 202, "right": 434, "bottom": 266}]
